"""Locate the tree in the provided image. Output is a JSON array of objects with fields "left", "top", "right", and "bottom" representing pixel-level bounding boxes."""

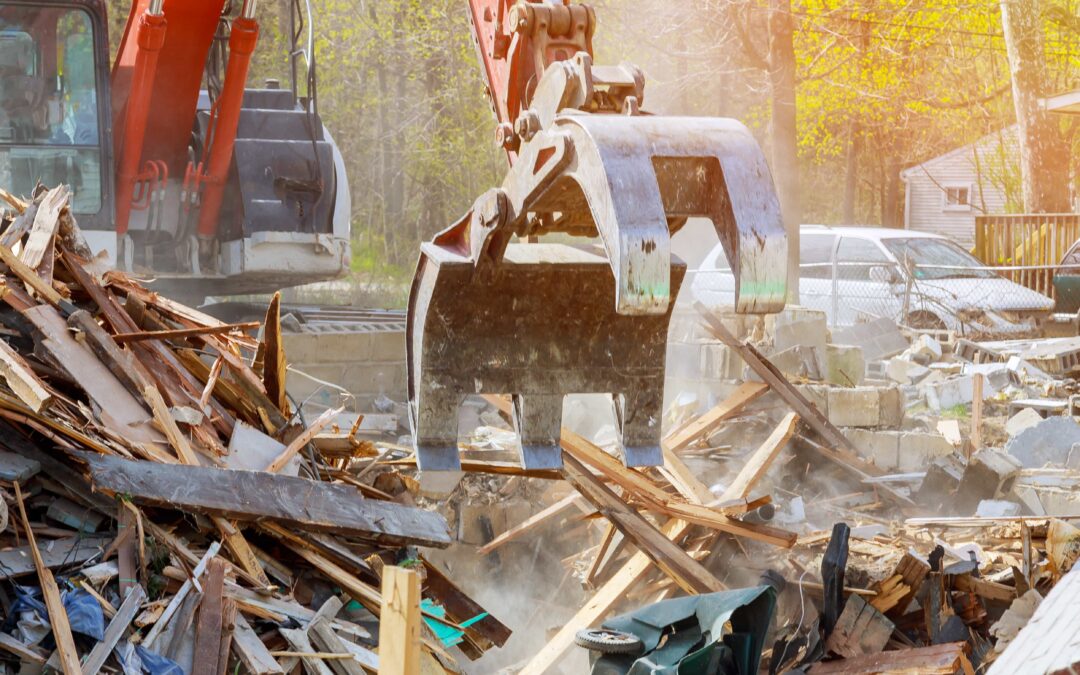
[{"left": 1000, "top": 0, "right": 1071, "bottom": 212}]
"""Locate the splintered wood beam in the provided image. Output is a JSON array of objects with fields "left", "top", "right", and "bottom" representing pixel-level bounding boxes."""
[
  {"left": 663, "top": 381, "right": 769, "bottom": 453},
  {"left": 0, "top": 338, "right": 51, "bottom": 412},
  {"left": 261, "top": 292, "right": 289, "bottom": 415},
  {"left": 20, "top": 185, "right": 68, "bottom": 270},
  {"left": 13, "top": 482, "right": 81, "bottom": 675},
  {"left": 560, "top": 451, "right": 725, "bottom": 595},
  {"left": 82, "top": 585, "right": 147, "bottom": 675},
  {"left": 192, "top": 558, "right": 228, "bottom": 675},
  {"left": 113, "top": 321, "right": 261, "bottom": 344},
  {"left": 378, "top": 566, "right": 422, "bottom": 675},
  {"left": 724, "top": 412, "right": 799, "bottom": 500},
  {"left": 265, "top": 406, "right": 343, "bottom": 474},
  {"left": 0, "top": 241, "right": 64, "bottom": 307},
  {"left": 74, "top": 451, "right": 451, "bottom": 547},
  {"left": 232, "top": 615, "right": 285, "bottom": 674}
]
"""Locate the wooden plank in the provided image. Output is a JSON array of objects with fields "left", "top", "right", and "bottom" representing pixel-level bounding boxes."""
[
  {"left": 309, "top": 620, "right": 366, "bottom": 675},
  {"left": 808, "top": 641, "right": 968, "bottom": 674},
  {"left": 232, "top": 614, "right": 285, "bottom": 675},
  {"left": 478, "top": 495, "right": 584, "bottom": 555},
  {"left": 519, "top": 382, "right": 798, "bottom": 674},
  {"left": 20, "top": 185, "right": 67, "bottom": 269},
  {"left": 67, "top": 309, "right": 152, "bottom": 402},
  {"left": 823, "top": 594, "right": 894, "bottom": 659},
  {"left": 560, "top": 430, "right": 794, "bottom": 547},
  {"left": 378, "top": 566, "right": 422, "bottom": 675},
  {"left": 420, "top": 556, "right": 512, "bottom": 651},
  {"left": 280, "top": 628, "right": 335, "bottom": 675},
  {"left": 76, "top": 450, "right": 451, "bottom": 547},
  {"left": 262, "top": 292, "right": 289, "bottom": 415},
  {"left": 144, "top": 541, "right": 222, "bottom": 648},
  {"left": 143, "top": 384, "right": 201, "bottom": 465},
  {"left": 0, "top": 533, "right": 110, "bottom": 579},
  {"left": 82, "top": 585, "right": 147, "bottom": 675},
  {"left": 0, "top": 631, "right": 47, "bottom": 665},
  {"left": 663, "top": 381, "right": 769, "bottom": 452},
  {"left": 725, "top": 412, "right": 799, "bottom": 499},
  {"left": 0, "top": 338, "right": 51, "bottom": 412},
  {"left": 113, "top": 321, "right": 261, "bottom": 344},
  {"left": 265, "top": 406, "right": 342, "bottom": 473},
  {"left": 0, "top": 449, "right": 40, "bottom": 482},
  {"left": 971, "top": 373, "right": 984, "bottom": 454},
  {"left": 951, "top": 573, "right": 1016, "bottom": 602},
  {"left": 0, "top": 239, "right": 65, "bottom": 306},
  {"left": 560, "top": 451, "right": 725, "bottom": 595},
  {"left": 192, "top": 558, "right": 228, "bottom": 675},
  {"left": 13, "top": 482, "right": 81, "bottom": 675},
  {"left": 24, "top": 305, "right": 163, "bottom": 446}
]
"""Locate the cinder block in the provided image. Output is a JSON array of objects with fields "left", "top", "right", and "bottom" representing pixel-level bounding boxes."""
[
  {"left": 896, "top": 432, "right": 955, "bottom": 471},
  {"left": 795, "top": 384, "right": 829, "bottom": 418},
  {"left": 846, "top": 428, "right": 900, "bottom": 469},
  {"left": 877, "top": 385, "right": 905, "bottom": 428},
  {"left": 828, "top": 387, "right": 881, "bottom": 427},
  {"left": 825, "top": 344, "right": 865, "bottom": 387},
  {"left": 370, "top": 329, "right": 407, "bottom": 362}
]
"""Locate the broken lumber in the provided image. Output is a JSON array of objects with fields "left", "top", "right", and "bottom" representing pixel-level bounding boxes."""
[
  {"left": 378, "top": 566, "right": 422, "bottom": 675},
  {"left": 74, "top": 450, "right": 451, "bottom": 547}
]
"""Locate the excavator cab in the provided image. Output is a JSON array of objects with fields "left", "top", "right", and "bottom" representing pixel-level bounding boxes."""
[
  {"left": 408, "top": 1, "right": 789, "bottom": 472},
  {"left": 0, "top": 0, "right": 351, "bottom": 300}
]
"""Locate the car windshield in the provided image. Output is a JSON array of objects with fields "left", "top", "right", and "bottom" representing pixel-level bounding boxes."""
[
  {"left": 881, "top": 237, "right": 995, "bottom": 280},
  {"left": 0, "top": 4, "right": 101, "bottom": 214}
]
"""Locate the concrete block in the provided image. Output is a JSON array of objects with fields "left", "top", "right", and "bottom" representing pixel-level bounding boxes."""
[
  {"left": 845, "top": 428, "right": 900, "bottom": 469},
  {"left": 828, "top": 387, "right": 881, "bottom": 427},
  {"left": 878, "top": 385, "right": 905, "bottom": 428},
  {"left": 826, "top": 344, "right": 865, "bottom": 387},
  {"left": 905, "top": 334, "right": 943, "bottom": 363},
  {"left": 916, "top": 454, "right": 966, "bottom": 512},
  {"left": 886, "top": 358, "right": 929, "bottom": 385},
  {"left": 831, "top": 318, "right": 909, "bottom": 361},
  {"left": 956, "top": 449, "right": 1023, "bottom": 513},
  {"left": 896, "top": 431, "right": 956, "bottom": 471},
  {"left": 976, "top": 500, "right": 1022, "bottom": 517},
  {"left": 1006, "top": 407, "right": 1044, "bottom": 438},
  {"left": 770, "top": 345, "right": 822, "bottom": 381},
  {"left": 769, "top": 307, "right": 828, "bottom": 371},
  {"left": 1006, "top": 416, "right": 1080, "bottom": 468},
  {"left": 370, "top": 329, "right": 407, "bottom": 362},
  {"left": 924, "top": 375, "right": 973, "bottom": 411}
]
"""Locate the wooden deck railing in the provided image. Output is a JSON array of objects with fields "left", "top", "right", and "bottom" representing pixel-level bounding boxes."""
[{"left": 973, "top": 213, "right": 1080, "bottom": 300}]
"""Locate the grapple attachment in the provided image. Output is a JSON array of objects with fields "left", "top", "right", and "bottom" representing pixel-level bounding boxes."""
[{"left": 407, "top": 48, "right": 787, "bottom": 472}]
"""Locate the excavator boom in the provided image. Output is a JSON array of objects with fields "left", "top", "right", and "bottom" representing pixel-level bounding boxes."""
[{"left": 410, "top": 0, "right": 788, "bottom": 471}]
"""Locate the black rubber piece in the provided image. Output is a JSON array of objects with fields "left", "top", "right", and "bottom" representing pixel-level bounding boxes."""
[{"left": 573, "top": 628, "right": 645, "bottom": 655}]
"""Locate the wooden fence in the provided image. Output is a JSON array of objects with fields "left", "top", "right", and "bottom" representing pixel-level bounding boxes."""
[{"left": 973, "top": 213, "right": 1080, "bottom": 301}]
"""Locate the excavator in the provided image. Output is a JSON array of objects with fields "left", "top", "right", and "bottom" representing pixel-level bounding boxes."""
[
  {"left": 0, "top": 0, "right": 350, "bottom": 299},
  {"left": 407, "top": 0, "right": 790, "bottom": 471}
]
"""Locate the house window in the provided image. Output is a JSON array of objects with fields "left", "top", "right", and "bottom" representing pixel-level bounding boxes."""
[{"left": 942, "top": 183, "right": 973, "bottom": 212}]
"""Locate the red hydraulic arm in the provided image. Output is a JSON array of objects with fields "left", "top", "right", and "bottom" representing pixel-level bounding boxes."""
[
  {"left": 465, "top": 0, "right": 594, "bottom": 161},
  {"left": 113, "top": 0, "right": 166, "bottom": 236},
  {"left": 194, "top": 6, "right": 259, "bottom": 239}
]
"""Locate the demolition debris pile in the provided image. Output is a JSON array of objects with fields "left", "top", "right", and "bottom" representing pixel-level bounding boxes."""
[
  {"left": 420, "top": 305, "right": 1080, "bottom": 673},
  {"left": 0, "top": 186, "right": 511, "bottom": 673}
]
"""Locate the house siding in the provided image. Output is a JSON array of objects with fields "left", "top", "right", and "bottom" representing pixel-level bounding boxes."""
[{"left": 902, "top": 129, "right": 1018, "bottom": 249}]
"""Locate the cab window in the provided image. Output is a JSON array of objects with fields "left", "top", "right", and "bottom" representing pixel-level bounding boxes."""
[
  {"left": 0, "top": 5, "right": 101, "bottom": 214},
  {"left": 836, "top": 237, "right": 892, "bottom": 281}
]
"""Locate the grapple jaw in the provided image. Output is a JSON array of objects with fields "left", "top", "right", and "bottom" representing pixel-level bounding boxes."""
[
  {"left": 408, "top": 243, "right": 685, "bottom": 471},
  {"left": 407, "top": 53, "right": 786, "bottom": 472}
]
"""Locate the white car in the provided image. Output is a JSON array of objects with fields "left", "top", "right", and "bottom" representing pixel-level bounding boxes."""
[{"left": 691, "top": 225, "right": 1055, "bottom": 335}]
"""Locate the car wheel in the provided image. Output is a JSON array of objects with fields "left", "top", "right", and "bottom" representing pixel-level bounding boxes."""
[
  {"left": 905, "top": 311, "right": 946, "bottom": 331},
  {"left": 574, "top": 628, "right": 645, "bottom": 655}
]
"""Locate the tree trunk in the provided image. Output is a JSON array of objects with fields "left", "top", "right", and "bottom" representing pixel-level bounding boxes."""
[
  {"left": 769, "top": 0, "right": 800, "bottom": 302},
  {"left": 842, "top": 118, "right": 860, "bottom": 223},
  {"left": 1001, "top": 0, "right": 1071, "bottom": 212}
]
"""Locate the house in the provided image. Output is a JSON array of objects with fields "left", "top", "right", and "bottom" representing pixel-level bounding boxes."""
[{"left": 900, "top": 127, "right": 1019, "bottom": 248}]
